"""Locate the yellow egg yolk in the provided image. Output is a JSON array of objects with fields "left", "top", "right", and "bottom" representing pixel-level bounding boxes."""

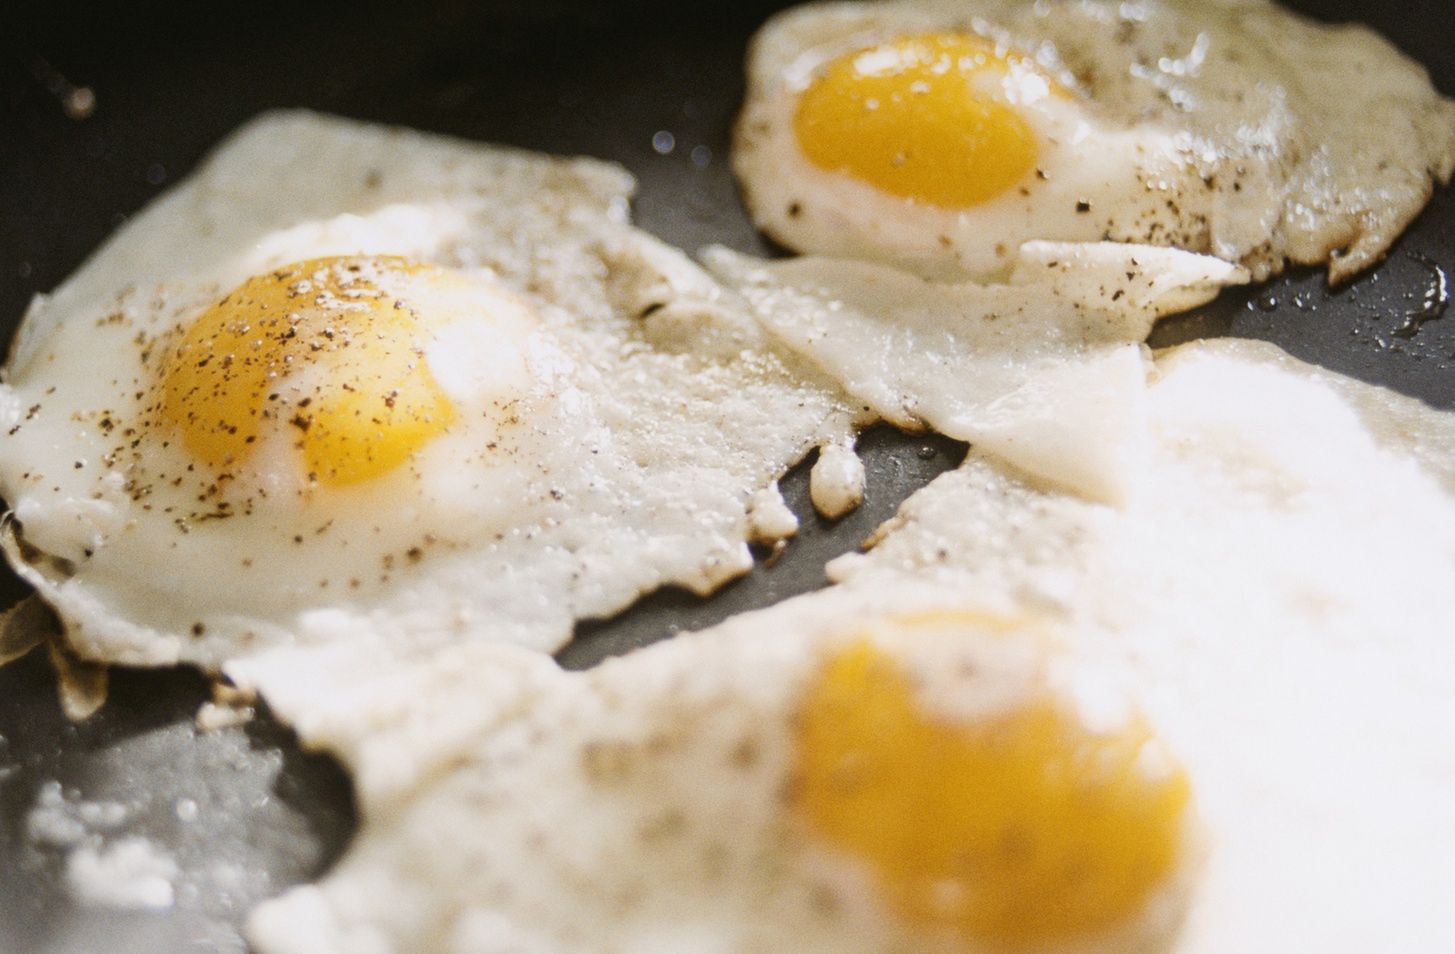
[
  {"left": 158, "top": 256, "right": 456, "bottom": 486},
  {"left": 793, "top": 33, "right": 1054, "bottom": 208},
  {"left": 794, "top": 637, "right": 1191, "bottom": 948}
]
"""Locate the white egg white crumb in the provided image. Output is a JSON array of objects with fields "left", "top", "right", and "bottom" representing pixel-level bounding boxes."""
[
  {"left": 245, "top": 586, "right": 1191, "bottom": 954},
  {"left": 26, "top": 780, "right": 129, "bottom": 849},
  {"left": 194, "top": 700, "right": 255, "bottom": 733},
  {"left": 0, "top": 111, "right": 861, "bottom": 672},
  {"left": 736, "top": 0, "right": 1455, "bottom": 281},
  {"left": 746, "top": 482, "right": 800, "bottom": 543},
  {"left": 706, "top": 241, "right": 1247, "bottom": 503},
  {"left": 829, "top": 339, "right": 1455, "bottom": 953},
  {"left": 66, "top": 836, "right": 179, "bottom": 912},
  {"left": 808, "top": 439, "right": 866, "bottom": 518}
]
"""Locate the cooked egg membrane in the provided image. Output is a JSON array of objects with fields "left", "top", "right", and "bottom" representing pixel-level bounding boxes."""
[
  {"left": 736, "top": 0, "right": 1455, "bottom": 281},
  {"left": 706, "top": 242, "right": 1249, "bottom": 504},
  {"left": 243, "top": 339, "right": 1455, "bottom": 954},
  {"left": 0, "top": 111, "right": 861, "bottom": 670}
]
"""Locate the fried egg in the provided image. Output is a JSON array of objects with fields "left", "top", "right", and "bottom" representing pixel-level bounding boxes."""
[
  {"left": 246, "top": 601, "right": 1198, "bottom": 954},
  {"left": 827, "top": 339, "right": 1455, "bottom": 951},
  {"left": 707, "top": 241, "right": 1248, "bottom": 503},
  {"left": 735, "top": 0, "right": 1455, "bottom": 281},
  {"left": 0, "top": 111, "right": 860, "bottom": 670}
]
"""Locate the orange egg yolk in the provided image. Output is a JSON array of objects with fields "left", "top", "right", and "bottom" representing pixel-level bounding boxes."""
[
  {"left": 793, "top": 33, "right": 1054, "bottom": 208},
  {"left": 158, "top": 256, "right": 456, "bottom": 486},
  {"left": 794, "top": 639, "right": 1191, "bottom": 948}
]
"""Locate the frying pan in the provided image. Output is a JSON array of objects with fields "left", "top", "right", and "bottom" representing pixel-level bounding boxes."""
[{"left": 1, "top": 1, "right": 1452, "bottom": 951}]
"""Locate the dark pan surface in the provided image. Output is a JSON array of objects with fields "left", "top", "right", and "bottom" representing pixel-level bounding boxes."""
[{"left": 2, "top": 2, "right": 1453, "bottom": 950}]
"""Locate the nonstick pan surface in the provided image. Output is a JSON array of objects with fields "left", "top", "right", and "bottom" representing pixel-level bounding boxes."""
[{"left": 2, "top": 2, "right": 1453, "bottom": 951}]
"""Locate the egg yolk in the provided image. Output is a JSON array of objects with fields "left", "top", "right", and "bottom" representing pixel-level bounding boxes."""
[
  {"left": 794, "top": 638, "right": 1191, "bottom": 947},
  {"left": 793, "top": 33, "right": 1054, "bottom": 208},
  {"left": 158, "top": 256, "right": 456, "bottom": 486}
]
